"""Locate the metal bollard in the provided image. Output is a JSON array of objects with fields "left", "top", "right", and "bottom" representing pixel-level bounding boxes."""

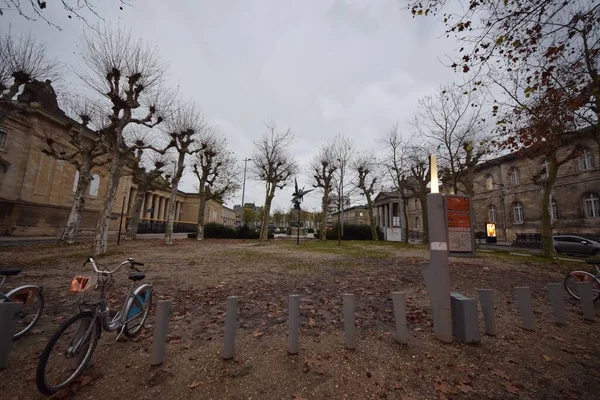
[
  {"left": 343, "top": 294, "right": 356, "bottom": 350},
  {"left": 576, "top": 282, "right": 595, "bottom": 321},
  {"left": 392, "top": 292, "right": 408, "bottom": 344},
  {"left": 478, "top": 289, "right": 497, "bottom": 336},
  {"left": 515, "top": 287, "right": 534, "bottom": 331},
  {"left": 547, "top": 283, "right": 567, "bottom": 325},
  {"left": 221, "top": 296, "right": 238, "bottom": 360},
  {"left": 0, "top": 302, "right": 23, "bottom": 370},
  {"left": 150, "top": 300, "right": 172, "bottom": 366},
  {"left": 288, "top": 295, "right": 300, "bottom": 355}
]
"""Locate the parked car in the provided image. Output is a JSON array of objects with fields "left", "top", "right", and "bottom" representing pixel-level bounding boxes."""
[{"left": 553, "top": 235, "right": 600, "bottom": 256}]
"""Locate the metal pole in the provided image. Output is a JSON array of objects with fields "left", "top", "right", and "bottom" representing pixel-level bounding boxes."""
[
  {"left": 288, "top": 295, "right": 300, "bottom": 354},
  {"left": 151, "top": 300, "right": 172, "bottom": 366},
  {"left": 296, "top": 207, "right": 300, "bottom": 245},
  {"left": 117, "top": 194, "right": 126, "bottom": 245},
  {"left": 241, "top": 158, "right": 250, "bottom": 207},
  {"left": 222, "top": 296, "right": 238, "bottom": 359},
  {"left": 340, "top": 161, "right": 344, "bottom": 237}
]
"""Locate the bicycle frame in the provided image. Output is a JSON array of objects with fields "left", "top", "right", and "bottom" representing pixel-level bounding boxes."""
[{"left": 0, "top": 275, "right": 43, "bottom": 305}]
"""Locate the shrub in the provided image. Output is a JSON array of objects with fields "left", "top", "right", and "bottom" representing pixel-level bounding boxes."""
[
  {"left": 307, "top": 228, "right": 315, "bottom": 233},
  {"left": 475, "top": 231, "right": 486, "bottom": 242},
  {"left": 325, "top": 224, "right": 383, "bottom": 241},
  {"left": 188, "top": 223, "right": 273, "bottom": 239}
]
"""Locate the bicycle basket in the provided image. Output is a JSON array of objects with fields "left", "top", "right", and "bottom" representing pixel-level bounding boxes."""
[{"left": 69, "top": 274, "right": 112, "bottom": 305}]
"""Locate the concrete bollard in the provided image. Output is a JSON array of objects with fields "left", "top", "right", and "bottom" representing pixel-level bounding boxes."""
[
  {"left": 450, "top": 293, "right": 480, "bottom": 343},
  {"left": 221, "top": 296, "right": 238, "bottom": 360},
  {"left": 547, "top": 283, "right": 567, "bottom": 325},
  {"left": 0, "top": 302, "right": 22, "bottom": 370},
  {"left": 478, "top": 289, "right": 497, "bottom": 336},
  {"left": 391, "top": 292, "right": 408, "bottom": 344},
  {"left": 515, "top": 287, "right": 534, "bottom": 331},
  {"left": 288, "top": 295, "right": 300, "bottom": 355},
  {"left": 576, "top": 282, "right": 595, "bottom": 321},
  {"left": 343, "top": 294, "right": 356, "bottom": 350},
  {"left": 151, "top": 300, "right": 172, "bottom": 366}
]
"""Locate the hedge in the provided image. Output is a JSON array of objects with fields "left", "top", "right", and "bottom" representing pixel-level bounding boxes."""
[
  {"left": 316, "top": 224, "right": 383, "bottom": 241},
  {"left": 187, "top": 223, "right": 273, "bottom": 239}
]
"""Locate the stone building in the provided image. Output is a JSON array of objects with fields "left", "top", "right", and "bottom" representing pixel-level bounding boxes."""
[
  {"left": 330, "top": 204, "right": 369, "bottom": 225},
  {"left": 0, "top": 83, "right": 233, "bottom": 237},
  {"left": 373, "top": 131, "right": 600, "bottom": 242}
]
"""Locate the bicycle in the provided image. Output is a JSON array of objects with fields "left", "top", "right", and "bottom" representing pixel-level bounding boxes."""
[
  {"left": 36, "top": 257, "right": 153, "bottom": 395},
  {"left": 0, "top": 268, "right": 44, "bottom": 340},
  {"left": 564, "top": 258, "right": 600, "bottom": 302}
]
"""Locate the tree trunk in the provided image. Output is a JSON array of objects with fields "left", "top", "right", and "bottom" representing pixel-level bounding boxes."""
[
  {"left": 196, "top": 184, "right": 207, "bottom": 240},
  {"left": 365, "top": 193, "right": 378, "bottom": 241},
  {"left": 541, "top": 158, "right": 558, "bottom": 257},
  {"left": 419, "top": 191, "right": 429, "bottom": 244},
  {"left": 401, "top": 194, "right": 409, "bottom": 244},
  {"left": 125, "top": 189, "right": 146, "bottom": 240},
  {"left": 320, "top": 188, "right": 329, "bottom": 240},
  {"left": 164, "top": 181, "right": 179, "bottom": 245},
  {"left": 259, "top": 190, "right": 274, "bottom": 241},
  {"left": 337, "top": 207, "right": 342, "bottom": 246},
  {"left": 60, "top": 159, "right": 92, "bottom": 244},
  {"left": 92, "top": 151, "right": 122, "bottom": 256}
]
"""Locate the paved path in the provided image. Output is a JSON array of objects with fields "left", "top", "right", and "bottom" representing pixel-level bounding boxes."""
[{"left": 0, "top": 233, "right": 189, "bottom": 247}]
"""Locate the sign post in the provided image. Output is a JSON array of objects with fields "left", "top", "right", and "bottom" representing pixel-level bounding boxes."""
[{"left": 444, "top": 195, "right": 475, "bottom": 255}]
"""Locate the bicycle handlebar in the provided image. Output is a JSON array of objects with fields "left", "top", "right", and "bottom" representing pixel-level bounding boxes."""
[{"left": 86, "top": 257, "right": 143, "bottom": 274}]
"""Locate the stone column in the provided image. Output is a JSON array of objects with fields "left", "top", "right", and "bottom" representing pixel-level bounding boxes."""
[
  {"left": 160, "top": 197, "right": 166, "bottom": 221},
  {"left": 389, "top": 203, "right": 393, "bottom": 227},
  {"left": 175, "top": 201, "right": 181, "bottom": 222},
  {"left": 151, "top": 194, "right": 157, "bottom": 219},
  {"left": 139, "top": 192, "right": 146, "bottom": 218}
]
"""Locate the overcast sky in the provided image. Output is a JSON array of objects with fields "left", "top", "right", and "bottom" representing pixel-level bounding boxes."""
[{"left": 5, "top": 0, "right": 462, "bottom": 212}]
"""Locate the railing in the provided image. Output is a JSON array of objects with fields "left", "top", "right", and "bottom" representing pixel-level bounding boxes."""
[
  {"left": 408, "top": 230, "right": 422, "bottom": 241},
  {"left": 127, "top": 218, "right": 197, "bottom": 234},
  {"left": 515, "top": 233, "right": 543, "bottom": 243}
]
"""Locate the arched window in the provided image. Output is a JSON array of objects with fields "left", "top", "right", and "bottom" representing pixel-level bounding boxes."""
[
  {"left": 486, "top": 174, "right": 494, "bottom": 190},
  {"left": 550, "top": 199, "right": 558, "bottom": 221},
  {"left": 513, "top": 201, "right": 524, "bottom": 224},
  {"left": 415, "top": 216, "right": 420, "bottom": 228},
  {"left": 541, "top": 159, "right": 549, "bottom": 179},
  {"left": 583, "top": 193, "right": 600, "bottom": 218},
  {"left": 579, "top": 148, "right": 594, "bottom": 171},
  {"left": 488, "top": 205, "right": 497, "bottom": 223},
  {"left": 509, "top": 167, "right": 520, "bottom": 185},
  {"left": 89, "top": 173, "right": 100, "bottom": 196},
  {"left": 72, "top": 170, "right": 79, "bottom": 192}
]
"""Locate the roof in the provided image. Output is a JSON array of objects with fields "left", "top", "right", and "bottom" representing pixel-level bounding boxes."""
[{"left": 330, "top": 204, "right": 368, "bottom": 216}]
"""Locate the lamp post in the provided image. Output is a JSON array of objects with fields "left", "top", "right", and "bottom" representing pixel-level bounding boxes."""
[
  {"left": 241, "top": 157, "right": 251, "bottom": 225},
  {"left": 117, "top": 194, "right": 127, "bottom": 245},
  {"left": 419, "top": 154, "right": 452, "bottom": 343}
]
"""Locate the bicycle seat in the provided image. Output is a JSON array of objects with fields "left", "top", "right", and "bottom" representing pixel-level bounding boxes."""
[
  {"left": 585, "top": 259, "right": 600, "bottom": 265},
  {"left": 0, "top": 268, "right": 21, "bottom": 276},
  {"left": 128, "top": 272, "right": 145, "bottom": 281}
]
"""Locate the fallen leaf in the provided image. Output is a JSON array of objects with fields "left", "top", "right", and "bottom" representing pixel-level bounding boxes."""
[
  {"left": 503, "top": 381, "right": 520, "bottom": 394},
  {"left": 434, "top": 381, "right": 456, "bottom": 395},
  {"left": 78, "top": 375, "right": 93, "bottom": 387},
  {"left": 31, "top": 329, "right": 43, "bottom": 334},
  {"left": 252, "top": 329, "right": 264, "bottom": 338},
  {"left": 543, "top": 355, "right": 552, "bottom": 362},
  {"left": 293, "top": 393, "right": 306, "bottom": 400},
  {"left": 187, "top": 381, "right": 201, "bottom": 389},
  {"left": 308, "top": 318, "right": 316, "bottom": 327},
  {"left": 456, "top": 382, "right": 474, "bottom": 393},
  {"left": 491, "top": 369, "right": 509, "bottom": 380}
]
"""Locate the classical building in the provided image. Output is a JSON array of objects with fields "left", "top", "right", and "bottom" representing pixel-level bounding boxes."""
[
  {"left": 0, "top": 82, "right": 233, "bottom": 238},
  {"left": 373, "top": 131, "right": 600, "bottom": 242},
  {"left": 330, "top": 205, "right": 369, "bottom": 225}
]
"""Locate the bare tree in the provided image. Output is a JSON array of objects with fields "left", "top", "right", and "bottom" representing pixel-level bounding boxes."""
[
  {"left": 379, "top": 123, "right": 411, "bottom": 243},
  {"left": 125, "top": 149, "right": 168, "bottom": 240},
  {"left": 162, "top": 103, "right": 209, "bottom": 245},
  {"left": 331, "top": 133, "right": 354, "bottom": 245},
  {"left": 353, "top": 151, "right": 379, "bottom": 241},
  {"left": 407, "top": 144, "right": 431, "bottom": 244},
  {"left": 0, "top": 1, "right": 128, "bottom": 31},
  {"left": 251, "top": 123, "right": 298, "bottom": 241},
  {"left": 192, "top": 133, "right": 240, "bottom": 240},
  {"left": 412, "top": 84, "right": 487, "bottom": 195},
  {"left": 0, "top": 29, "right": 60, "bottom": 100},
  {"left": 77, "top": 27, "right": 167, "bottom": 256},
  {"left": 42, "top": 96, "right": 108, "bottom": 244},
  {"left": 310, "top": 142, "right": 337, "bottom": 240}
]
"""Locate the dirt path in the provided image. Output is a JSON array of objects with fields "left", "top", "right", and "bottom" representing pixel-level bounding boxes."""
[{"left": 0, "top": 239, "right": 598, "bottom": 399}]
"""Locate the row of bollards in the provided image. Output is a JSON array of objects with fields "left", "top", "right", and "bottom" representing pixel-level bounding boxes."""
[{"left": 0, "top": 302, "right": 22, "bottom": 370}]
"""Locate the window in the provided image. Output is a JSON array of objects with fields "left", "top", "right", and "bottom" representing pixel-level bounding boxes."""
[
  {"left": 486, "top": 174, "right": 494, "bottom": 190},
  {"left": 541, "top": 160, "right": 549, "bottom": 179},
  {"left": 488, "top": 205, "right": 497, "bottom": 223},
  {"left": 513, "top": 201, "right": 524, "bottom": 224},
  {"left": 359, "top": 212, "right": 364, "bottom": 217},
  {"left": 415, "top": 216, "right": 420, "bottom": 228},
  {"left": 509, "top": 168, "right": 520, "bottom": 185},
  {"left": 550, "top": 199, "right": 558, "bottom": 221},
  {"left": 414, "top": 199, "right": 419, "bottom": 209},
  {"left": 579, "top": 149, "right": 594, "bottom": 171},
  {"left": 583, "top": 193, "right": 600, "bottom": 218},
  {"left": 72, "top": 170, "right": 79, "bottom": 192},
  {"left": 89, "top": 173, "right": 100, "bottom": 196},
  {"left": 0, "top": 130, "right": 6, "bottom": 150}
]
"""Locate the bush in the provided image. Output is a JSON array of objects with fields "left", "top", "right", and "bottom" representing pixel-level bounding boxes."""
[
  {"left": 475, "top": 231, "right": 486, "bottom": 242},
  {"left": 325, "top": 224, "right": 383, "bottom": 241},
  {"left": 307, "top": 228, "right": 315, "bottom": 233}
]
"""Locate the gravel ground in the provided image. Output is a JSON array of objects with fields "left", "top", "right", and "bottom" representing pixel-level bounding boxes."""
[{"left": 0, "top": 239, "right": 598, "bottom": 400}]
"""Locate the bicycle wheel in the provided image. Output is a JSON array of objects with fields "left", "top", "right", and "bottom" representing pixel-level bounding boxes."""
[
  {"left": 8, "top": 286, "right": 44, "bottom": 340},
  {"left": 564, "top": 271, "right": 600, "bottom": 301},
  {"left": 36, "top": 311, "right": 101, "bottom": 395},
  {"left": 123, "top": 284, "right": 153, "bottom": 338}
]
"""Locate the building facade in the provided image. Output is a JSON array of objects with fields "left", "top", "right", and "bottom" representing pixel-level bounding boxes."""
[
  {"left": 330, "top": 205, "right": 369, "bottom": 225},
  {"left": 0, "top": 86, "right": 234, "bottom": 237}
]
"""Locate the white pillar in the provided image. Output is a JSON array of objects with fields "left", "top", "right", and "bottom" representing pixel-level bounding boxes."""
[
  {"left": 139, "top": 193, "right": 146, "bottom": 218},
  {"left": 151, "top": 195, "right": 158, "bottom": 219}
]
